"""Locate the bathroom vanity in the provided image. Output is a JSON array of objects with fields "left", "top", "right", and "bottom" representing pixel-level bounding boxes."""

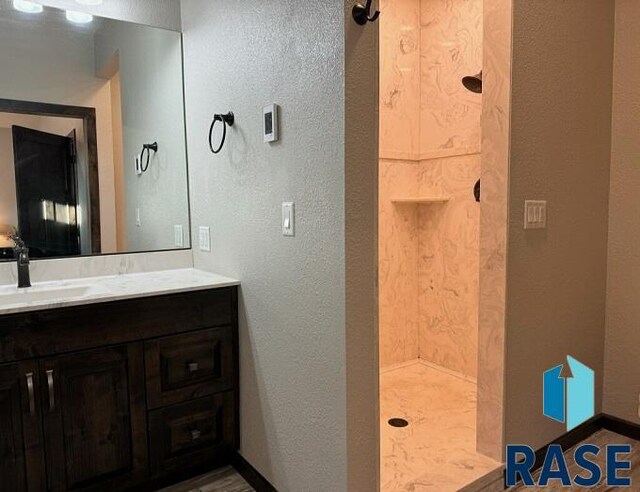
[{"left": 0, "top": 270, "right": 240, "bottom": 491}]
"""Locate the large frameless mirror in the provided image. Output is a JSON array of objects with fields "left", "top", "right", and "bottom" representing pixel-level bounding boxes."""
[{"left": 0, "top": 0, "right": 190, "bottom": 260}]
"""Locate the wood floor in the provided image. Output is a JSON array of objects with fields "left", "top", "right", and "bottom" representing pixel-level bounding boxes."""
[
  {"left": 159, "top": 429, "right": 639, "bottom": 491},
  {"left": 159, "top": 466, "right": 255, "bottom": 492},
  {"left": 462, "top": 429, "right": 640, "bottom": 491}
]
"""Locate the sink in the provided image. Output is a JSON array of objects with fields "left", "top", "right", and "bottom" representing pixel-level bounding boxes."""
[{"left": 0, "top": 284, "right": 108, "bottom": 306}]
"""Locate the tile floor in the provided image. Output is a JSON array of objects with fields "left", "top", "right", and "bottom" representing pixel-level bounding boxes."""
[{"left": 381, "top": 361, "right": 501, "bottom": 491}]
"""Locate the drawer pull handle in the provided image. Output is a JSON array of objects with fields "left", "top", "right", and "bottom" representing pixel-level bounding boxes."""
[
  {"left": 26, "top": 373, "right": 35, "bottom": 416},
  {"left": 46, "top": 370, "right": 55, "bottom": 412},
  {"left": 191, "top": 429, "right": 202, "bottom": 441},
  {"left": 188, "top": 362, "right": 199, "bottom": 374}
]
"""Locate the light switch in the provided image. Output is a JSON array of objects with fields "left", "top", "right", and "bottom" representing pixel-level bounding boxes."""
[
  {"left": 524, "top": 200, "right": 547, "bottom": 230},
  {"left": 136, "top": 208, "right": 141, "bottom": 227},
  {"left": 199, "top": 226, "right": 211, "bottom": 252},
  {"left": 282, "top": 202, "right": 295, "bottom": 237},
  {"left": 174, "top": 225, "right": 184, "bottom": 247}
]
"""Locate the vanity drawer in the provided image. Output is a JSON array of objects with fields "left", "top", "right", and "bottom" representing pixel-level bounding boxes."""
[
  {"left": 148, "top": 392, "right": 236, "bottom": 475},
  {"left": 145, "top": 327, "right": 234, "bottom": 409}
]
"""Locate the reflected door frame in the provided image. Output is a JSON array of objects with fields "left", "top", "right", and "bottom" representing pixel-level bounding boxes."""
[{"left": 0, "top": 98, "right": 101, "bottom": 254}]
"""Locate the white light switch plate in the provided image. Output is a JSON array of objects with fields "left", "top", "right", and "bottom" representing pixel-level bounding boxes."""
[
  {"left": 174, "top": 225, "right": 184, "bottom": 247},
  {"left": 199, "top": 226, "right": 211, "bottom": 252},
  {"left": 524, "top": 200, "right": 547, "bottom": 229},
  {"left": 282, "top": 202, "right": 295, "bottom": 237},
  {"left": 136, "top": 208, "right": 141, "bottom": 227}
]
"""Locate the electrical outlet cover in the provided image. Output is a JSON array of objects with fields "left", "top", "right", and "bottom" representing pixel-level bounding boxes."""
[{"left": 199, "top": 226, "right": 211, "bottom": 252}]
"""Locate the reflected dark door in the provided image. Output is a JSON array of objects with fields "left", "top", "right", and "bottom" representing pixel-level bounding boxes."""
[{"left": 12, "top": 125, "right": 80, "bottom": 257}]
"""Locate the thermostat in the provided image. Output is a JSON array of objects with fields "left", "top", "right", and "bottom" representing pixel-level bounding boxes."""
[{"left": 263, "top": 104, "right": 279, "bottom": 143}]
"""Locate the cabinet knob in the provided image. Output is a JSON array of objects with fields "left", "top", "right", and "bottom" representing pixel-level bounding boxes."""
[
  {"left": 188, "top": 362, "right": 199, "bottom": 374},
  {"left": 191, "top": 429, "right": 202, "bottom": 441}
]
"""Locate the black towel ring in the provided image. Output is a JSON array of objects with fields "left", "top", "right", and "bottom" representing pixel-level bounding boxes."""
[
  {"left": 209, "top": 112, "right": 235, "bottom": 154},
  {"left": 140, "top": 142, "right": 158, "bottom": 173}
]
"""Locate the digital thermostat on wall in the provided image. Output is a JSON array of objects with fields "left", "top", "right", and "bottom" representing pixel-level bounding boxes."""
[{"left": 263, "top": 104, "right": 279, "bottom": 143}]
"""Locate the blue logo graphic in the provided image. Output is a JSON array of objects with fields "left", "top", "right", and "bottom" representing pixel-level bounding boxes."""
[
  {"left": 504, "top": 357, "right": 631, "bottom": 488},
  {"left": 543, "top": 355, "right": 594, "bottom": 431}
]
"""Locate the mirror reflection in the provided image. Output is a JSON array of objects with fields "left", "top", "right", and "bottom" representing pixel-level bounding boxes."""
[{"left": 0, "top": 2, "right": 190, "bottom": 260}]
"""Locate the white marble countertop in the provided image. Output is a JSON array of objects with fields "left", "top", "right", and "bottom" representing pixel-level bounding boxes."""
[{"left": 0, "top": 268, "right": 240, "bottom": 316}]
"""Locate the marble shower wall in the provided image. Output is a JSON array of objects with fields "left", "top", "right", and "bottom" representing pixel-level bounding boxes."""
[
  {"left": 418, "top": 154, "right": 480, "bottom": 378},
  {"left": 380, "top": 0, "right": 483, "bottom": 160},
  {"left": 476, "top": 0, "right": 511, "bottom": 461},
  {"left": 420, "top": 0, "right": 483, "bottom": 157},
  {"left": 379, "top": 159, "right": 421, "bottom": 367},
  {"left": 379, "top": 0, "right": 421, "bottom": 159},
  {"left": 379, "top": 0, "right": 483, "bottom": 373}
]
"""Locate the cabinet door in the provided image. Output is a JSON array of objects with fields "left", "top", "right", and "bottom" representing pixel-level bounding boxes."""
[
  {"left": 41, "top": 344, "right": 147, "bottom": 491},
  {"left": 0, "top": 361, "right": 45, "bottom": 492}
]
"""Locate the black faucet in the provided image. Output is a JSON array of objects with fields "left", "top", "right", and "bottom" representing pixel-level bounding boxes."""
[{"left": 10, "top": 235, "right": 31, "bottom": 289}]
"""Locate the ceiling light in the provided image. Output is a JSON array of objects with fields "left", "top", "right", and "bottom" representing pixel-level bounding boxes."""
[
  {"left": 66, "top": 10, "right": 93, "bottom": 23},
  {"left": 13, "top": 0, "right": 43, "bottom": 14},
  {"left": 76, "top": 0, "right": 103, "bottom": 5}
]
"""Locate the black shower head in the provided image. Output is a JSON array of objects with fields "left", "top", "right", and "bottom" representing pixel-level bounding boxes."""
[{"left": 462, "top": 71, "right": 483, "bottom": 94}]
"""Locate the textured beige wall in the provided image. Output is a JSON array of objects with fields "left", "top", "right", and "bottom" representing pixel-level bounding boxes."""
[
  {"left": 345, "top": 2, "right": 380, "bottom": 489},
  {"left": 504, "top": 0, "right": 614, "bottom": 450},
  {"left": 604, "top": 0, "right": 640, "bottom": 423}
]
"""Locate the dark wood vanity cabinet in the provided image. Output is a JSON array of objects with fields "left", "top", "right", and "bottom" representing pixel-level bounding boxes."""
[
  {"left": 0, "top": 361, "right": 43, "bottom": 492},
  {"left": 0, "top": 287, "right": 239, "bottom": 491}
]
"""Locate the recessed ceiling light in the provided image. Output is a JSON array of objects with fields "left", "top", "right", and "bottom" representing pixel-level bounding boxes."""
[
  {"left": 66, "top": 10, "right": 93, "bottom": 23},
  {"left": 76, "top": 0, "right": 103, "bottom": 5},
  {"left": 13, "top": 0, "right": 43, "bottom": 14}
]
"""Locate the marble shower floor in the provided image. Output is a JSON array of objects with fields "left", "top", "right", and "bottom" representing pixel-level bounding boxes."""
[{"left": 381, "top": 361, "right": 501, "bottom": 491}]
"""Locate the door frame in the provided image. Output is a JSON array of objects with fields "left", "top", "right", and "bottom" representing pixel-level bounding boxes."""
[{"left": 0, "top": 98, "right": 101, "bottom": 254}]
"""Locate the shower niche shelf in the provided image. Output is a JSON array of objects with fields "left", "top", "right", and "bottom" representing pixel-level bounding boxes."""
[{"left": 391, "top": 196, "right": 451, "bottom": 204}]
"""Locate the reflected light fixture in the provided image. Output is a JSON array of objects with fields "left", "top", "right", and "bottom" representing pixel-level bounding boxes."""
[
  {"left": 76, "top": 0, "right": 103, "bottom": 5},
  {"left": 66, "top": 10, "right": 93, "bottom": 23},
  {"left": 13, "top": 0, "right": 43, "bottom": 14}
]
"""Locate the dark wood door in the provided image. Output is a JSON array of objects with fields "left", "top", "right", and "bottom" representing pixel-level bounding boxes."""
[
  {"left": 0, "top": 361, "right": 46, "bottom": 491},
  {"left": 41, "top": 344, "right": 147, "bottom": 491},
  {"left": 12, "top": 125, "right": 80, "bottom": 258}
]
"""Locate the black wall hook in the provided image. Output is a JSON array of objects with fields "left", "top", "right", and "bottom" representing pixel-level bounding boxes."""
[
  {"left": 353, "top": 0, "right": 380, "bottom": 25},
  {"left": 209, "top": 112, "right": 235, "bottom": 154},
  {"left": 140, "top": 142, "right": 158, "bottom": 173}
]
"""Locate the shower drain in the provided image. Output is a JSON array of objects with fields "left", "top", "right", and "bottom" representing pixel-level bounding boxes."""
[{"left": 388, "top": 418, "right": 409, "bottom": 428}]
